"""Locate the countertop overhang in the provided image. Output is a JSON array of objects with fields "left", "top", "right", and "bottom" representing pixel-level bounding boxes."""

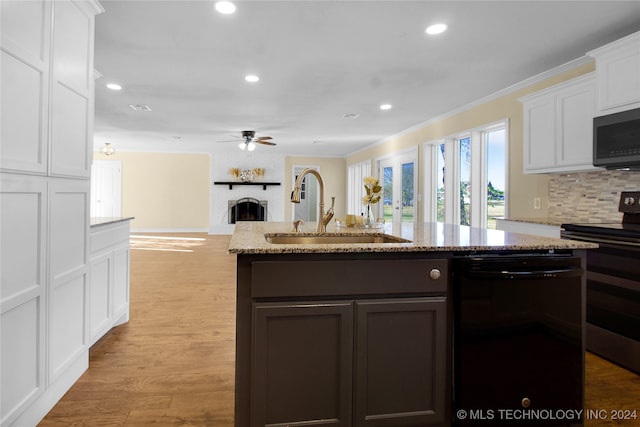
[{"left": 228, "top": 222, "right": 597, "bottom": 254}]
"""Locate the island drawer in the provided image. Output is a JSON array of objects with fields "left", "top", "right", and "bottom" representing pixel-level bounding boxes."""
[{"left": 250, "top": 258, "right": 448, "bottom": 298}]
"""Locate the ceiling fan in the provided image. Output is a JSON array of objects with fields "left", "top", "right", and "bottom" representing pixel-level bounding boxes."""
[{"left": 217, "top": 130, "right": 276, "bottom": 151}]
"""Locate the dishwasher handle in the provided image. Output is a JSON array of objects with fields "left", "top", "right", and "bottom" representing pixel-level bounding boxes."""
[{"left": 461, "top": 266, "right": 582, "bottom": 280}]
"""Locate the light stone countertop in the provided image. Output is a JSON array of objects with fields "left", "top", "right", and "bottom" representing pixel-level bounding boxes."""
[
  {"left": 496, "top": 217, "right": 567, "bottom": 227},
  {"left": 90, "top": 216, "right": 135, "bottom": 228},
  {"left": 228, "top": 221, "right": 597, "bottom": 254}
]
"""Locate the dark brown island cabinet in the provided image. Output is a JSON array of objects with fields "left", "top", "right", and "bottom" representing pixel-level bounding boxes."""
[{"left": 234, "top": 252, "right": 451, "bottom": 427}]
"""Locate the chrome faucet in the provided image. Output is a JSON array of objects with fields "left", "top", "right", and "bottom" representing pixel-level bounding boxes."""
[{"left": 291, "top": 168, "right": 334, "bottom": 233}]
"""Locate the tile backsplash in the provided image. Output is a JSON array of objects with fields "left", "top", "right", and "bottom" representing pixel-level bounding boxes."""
[{"left": 548, "top": 169, "right": 640, "bottom": 222}]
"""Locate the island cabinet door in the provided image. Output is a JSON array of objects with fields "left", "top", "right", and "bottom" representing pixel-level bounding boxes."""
[
  {"left": 354, "top": 297, "right": 448, "bottom": 427},
  {"left": 252, "top": 301, "right": 354, "bottom": 427}
]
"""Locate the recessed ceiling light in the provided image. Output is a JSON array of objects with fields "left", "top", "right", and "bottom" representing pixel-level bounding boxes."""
[
  {"left": 426, "top": 23, "right": 447, "bottom": 35},
  {"left": 106, "top": 83, "right": 122, "bottom": 90},
  {"left": 343, "top": 113, "right": 359, "bottom": 119},
  {"left": 245, "top": 75, "right": 259, "bottom": 83},
  {"left": 380, "top": 104, "right": 392, "bottom": 111},
  {"left": 215, "top": 1, "right": 236, "bottom": 14},
  {"left": 129, "top": 104, "right": 152, "bottom": 112}
]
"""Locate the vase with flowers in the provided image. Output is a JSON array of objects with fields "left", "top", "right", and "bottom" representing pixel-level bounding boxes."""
[{"left": 362, "top": 176, "right": 382, "bottom": 227}]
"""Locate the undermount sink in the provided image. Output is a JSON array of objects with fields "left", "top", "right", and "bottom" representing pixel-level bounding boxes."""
[{"left": 264, "top": 233, "right": 411, "bottom": 244}]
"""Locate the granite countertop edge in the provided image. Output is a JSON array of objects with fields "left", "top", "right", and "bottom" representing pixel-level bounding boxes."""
[{"left": 228, "top": 222, "right": 597, "bottom": 254}]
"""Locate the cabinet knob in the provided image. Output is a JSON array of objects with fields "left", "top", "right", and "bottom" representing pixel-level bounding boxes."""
[
  {"left": 429, "top": 268, "right": 441, "bottom": 280},
  {"left": 521, "top": 397, "right": 531, "bottom": 408}
]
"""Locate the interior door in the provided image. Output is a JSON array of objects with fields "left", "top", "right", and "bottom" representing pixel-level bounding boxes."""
[
  {"left": 379, "top": 154, "right": 416, "bottom": 224},
  {"left": 90, "top": 160, "right": 122, "bottom": 217}
]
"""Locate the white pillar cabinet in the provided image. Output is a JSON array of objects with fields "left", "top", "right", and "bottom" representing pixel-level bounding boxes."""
[{"left": 0, "top": 1, "right": 103, "bottom": 425}]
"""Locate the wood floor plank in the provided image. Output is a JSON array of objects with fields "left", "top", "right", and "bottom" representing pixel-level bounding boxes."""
[{"left": 39, "top": 233, "right": 640, "bottom": 426}]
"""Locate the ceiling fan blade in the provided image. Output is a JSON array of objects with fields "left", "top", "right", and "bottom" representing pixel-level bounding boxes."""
[
  {"left": 215, "top": 139, "right": 240, "bottom": 143},
  {"left": 256, "top": 140, "right": 276, "bottom": 146},
  {"left": 256, "top": 136, "right": 273, "bottom": 141}
]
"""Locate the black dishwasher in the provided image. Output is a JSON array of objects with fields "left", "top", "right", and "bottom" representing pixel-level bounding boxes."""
[{"left": 453, "top": 253, "right": 585, "bottom": 426}]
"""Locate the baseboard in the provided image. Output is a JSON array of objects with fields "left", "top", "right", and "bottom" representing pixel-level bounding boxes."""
[
  {"left": 130, "top": 228, "right": 210, "bottom": 233},
  {"left": 8, "top": 351, "right": 88, "bottom": 427}
]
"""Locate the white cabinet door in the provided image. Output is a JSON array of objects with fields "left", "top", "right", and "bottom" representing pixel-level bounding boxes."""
[
  {"left": 523, "top": 96, "right": 556, "bottom": 171},
  {"left": 112, "top": 244, "right": 130, "bottom": 324},
  {"left": 49, "top": 180, "right": 90, "bottom": 381},
  {"left": 49, "top": 0, "right": 96, "bottom": 178},
  {"left": 0, "top": 0, "right": 51, "bottom": 175},
  {"left": 588, "top": 31, "right": 640, "bottom": 115},
  {"left": 521, "top": 73, "right": 598, "bottom": 174},
  {"left": 89, "top": 253, "right": 112, "bottom": 345},
  {"left": 556, "top": 78, "right": 597, "bottom": 168},
  {"left": 0, "top": 176, "right": 47, "bottom": 426}
]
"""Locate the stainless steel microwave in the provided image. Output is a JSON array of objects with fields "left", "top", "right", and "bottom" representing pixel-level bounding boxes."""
[{"left": 593, "top": 107, "right": 640, "bottom": 170}]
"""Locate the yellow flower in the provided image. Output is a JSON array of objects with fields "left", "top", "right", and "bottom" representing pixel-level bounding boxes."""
[{"left": 363, "top": 176, "right": 381, "bottom": 205}]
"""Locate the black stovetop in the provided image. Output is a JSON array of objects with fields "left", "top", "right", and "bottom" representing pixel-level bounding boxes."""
[
  {"left": 561, "top": 221, "right": 640, "bottom": 239},
  {"left": 561, "top": 191, "right": 640, "bottom": 240}
]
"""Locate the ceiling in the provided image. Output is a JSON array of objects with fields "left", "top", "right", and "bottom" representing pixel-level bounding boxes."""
[{"left": 93, "top": 1, "right": 640, "bottom": 157}]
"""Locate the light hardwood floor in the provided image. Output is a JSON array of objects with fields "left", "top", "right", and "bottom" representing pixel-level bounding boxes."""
[{"left": 40, "top": 233, "right": 640, "bottom": 426}]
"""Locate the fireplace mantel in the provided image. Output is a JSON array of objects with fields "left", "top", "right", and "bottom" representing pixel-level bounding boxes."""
[{"left": 214, "top": 181, "right": 281, "bottom": 190}]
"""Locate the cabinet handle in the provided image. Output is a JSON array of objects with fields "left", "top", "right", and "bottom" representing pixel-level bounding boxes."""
[
  {"left": 429, "top": 268, "right": 441, "bottom": 280},
  {"left": 522, "top": 397, "right": 531, "bottom": 408}
]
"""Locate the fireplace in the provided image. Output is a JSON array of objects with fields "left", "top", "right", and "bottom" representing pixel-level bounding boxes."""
[{"left": 228, "top": 198, "right": 268, "bottom": 224}]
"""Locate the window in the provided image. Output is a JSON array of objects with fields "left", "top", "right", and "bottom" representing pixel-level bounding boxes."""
[
  {"left": 423, "top": 121, "right": 508, "bottom": 228},
  {"left": 347, "top": 161, "right": 371, "bottom": 216},
  {"left": 459, "top": 136, "right": 471, "bottom": 226},
  {"left": 486, "top": 128, "right": 506, "bottom": 229},
  {"left": 436, "top": 144, "right": 445, "bottom": 222}
]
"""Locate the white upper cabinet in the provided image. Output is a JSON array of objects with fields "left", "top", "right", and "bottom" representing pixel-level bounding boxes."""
[
  {"left": 50, "top": 0, "right": 97, "bottom": 178},
  {"left": 0, "top": 0, "right": 98, "bottom": 179},
  {"left": 0, "top": 0, "right": 51, "bottom": 174},
  {"left": 520, "top": 73, "right": 599, "bottom": 174},
  {"left": 587, "top": 31, "right": 640, "bottom": 116}
]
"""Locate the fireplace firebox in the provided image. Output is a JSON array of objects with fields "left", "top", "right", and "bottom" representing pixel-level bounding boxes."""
[{"left": 228, "top": 198, "right": 268, "bottom": 224}]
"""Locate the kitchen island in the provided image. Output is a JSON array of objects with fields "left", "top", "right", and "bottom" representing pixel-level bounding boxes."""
[{"left": 228, "top": 222, "right": 596, "bottom": 427}]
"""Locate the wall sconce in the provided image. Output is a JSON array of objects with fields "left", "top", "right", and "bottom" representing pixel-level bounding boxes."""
[{"left": 102, "top": 142, "right": 115, "bottom": 156}]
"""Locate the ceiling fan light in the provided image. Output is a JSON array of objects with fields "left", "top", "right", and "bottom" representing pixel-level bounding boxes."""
[
  {"left": 238, "top": 142, "right": 246, "bottom": 150},
  {"left": 247, "top": 142, "right": 256, "bottom": 151}
]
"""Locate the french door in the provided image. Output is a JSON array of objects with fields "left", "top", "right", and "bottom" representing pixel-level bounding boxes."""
[{"left": 378, "top": 152, "right": 417, "bottom": 224}]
